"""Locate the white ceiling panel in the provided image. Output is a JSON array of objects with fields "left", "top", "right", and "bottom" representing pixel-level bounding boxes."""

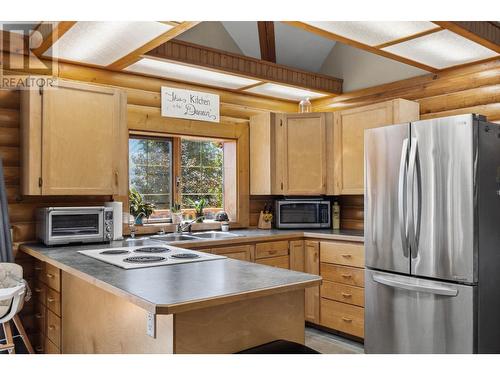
[
  {"left": 304, "top": 21, "right": 438, "bottom": 46},
  {"left": 45, "top": 21, "right": 173, "bottom": 66},
  {"left": 383, "top": 30, "right": 498, "bottom": 69},
  {"left": 125, "top": 58, "right": 260, "bottom": 89},
  {"left": 245, "top": 83, "right": 327, "bottom": 101}
]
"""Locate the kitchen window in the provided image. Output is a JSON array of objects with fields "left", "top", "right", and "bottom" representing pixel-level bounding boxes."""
[{"left": 128, "top": 135, "right": 232, "bottom": 222}]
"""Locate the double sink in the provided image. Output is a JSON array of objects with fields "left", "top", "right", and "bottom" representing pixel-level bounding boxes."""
[{"left": 150, "top": 231, "right": 241, "bottom": 243}]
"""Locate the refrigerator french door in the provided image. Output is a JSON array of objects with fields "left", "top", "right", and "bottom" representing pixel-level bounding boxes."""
[{"left": 364, "top": 114, "right": 500, "bottom": 354}]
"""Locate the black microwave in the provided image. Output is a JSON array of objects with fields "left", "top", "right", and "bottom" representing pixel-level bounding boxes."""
[{"left": 275, "top": 199, "right": 331, "bottom": 229}]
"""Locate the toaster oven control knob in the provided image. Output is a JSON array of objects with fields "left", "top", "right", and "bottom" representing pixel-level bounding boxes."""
[
  {"left": 106, "top": 225, "right": 112, "bottom": 232},
  {"left": 106, "top": 233, "right": 112, "bottom": 240}
]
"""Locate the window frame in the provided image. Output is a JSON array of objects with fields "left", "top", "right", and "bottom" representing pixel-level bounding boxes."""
[
  {"left": 127, "top": 132, "right": 235, "bottom": 225},
  {"left": 128, "top": 135, "right": 174, "bottom": 217}
]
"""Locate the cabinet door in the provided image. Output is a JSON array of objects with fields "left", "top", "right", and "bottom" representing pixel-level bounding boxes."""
[
  {"left": 334, "top": 101, "right": 393, "bottom": 195},
  {"left": 283, "top": 114, "right": 326, "bottom": 195},
  {"left": 212, "top": 245, "right": 255, "bottom": 262},
  {"left": 304, "top": 240, "right": 320, "bottom": 323},
  {"left": 40, "top": 81, "right": 125, "bottom": 195},
  {"left": 289, "top": 240, "right": 305, "bottom": 272}
]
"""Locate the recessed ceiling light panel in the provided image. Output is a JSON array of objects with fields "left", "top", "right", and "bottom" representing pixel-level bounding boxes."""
[
  {"left": 244, "top": 83, "right": 327, "bottom": 101},
  {"left": 304, "top": 21, "right": 437, "bottom": 46},
  {"left": 45, "top": 21, "right": 173, "bottom": 66},
  {"left": 125, "top": 58, "right": 260, "bottom": 89},
  {"left": 382, "top": 30, "right": 498, "bottom": 69}
]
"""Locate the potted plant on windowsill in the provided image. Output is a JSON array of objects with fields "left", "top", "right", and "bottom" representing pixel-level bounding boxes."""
[
  {"left": 187, "top": 198, "right": 206, "bottom": 223},
  {"left": 170, "top": 203, "right": 183, "bottom": 225},
  {"left": 129, "top": 188, "right": 155, "bottom": 225}
]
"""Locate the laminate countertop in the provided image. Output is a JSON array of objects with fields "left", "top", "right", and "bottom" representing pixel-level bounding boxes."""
[{"left": 20, "top": 238, "right": 322, "bottom": 315}]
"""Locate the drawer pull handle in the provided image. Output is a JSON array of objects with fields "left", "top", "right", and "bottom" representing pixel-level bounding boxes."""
[
  {"left": 34, "top": 288, "right": 43, "bottom": 293},
  {"left": 341, "top": 317, "right": 353, "bottom": 323},
  {"left": 35, "top": 346, "right": 43, "bottom": 352},
  {"left": 35, "top": 267, "right": 43, "bottom": 271},
  {"left": 48, "top": 324, "right": 56, "bottom": 331},
  {"left": 341, "top": 274, "right": 352, "bottom": 278},
  {"left": 35, "top": 313, "right": 43, "bottom": 319},
  {"left": 269, "top": 250, "right": 277, "bottom": 255},
  {"left": 341, "top": 254, "right": 352, "bottom": 258},
  {"left": 46, "top": 273, "right": 55, "bottom": 279},
  {"left": 47, "top": 297, "right": 55, "bottom": 303},
  {"left": 341, "top": 293, "right": 352, "bottom": 298}
]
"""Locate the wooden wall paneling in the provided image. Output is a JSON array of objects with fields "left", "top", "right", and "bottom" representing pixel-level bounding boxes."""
[
  {"left": 312, "top": 59, "right": 500, "bottom": 112},
  {"left": 57, "top": 61, "right": 298, "bottom": 114}
]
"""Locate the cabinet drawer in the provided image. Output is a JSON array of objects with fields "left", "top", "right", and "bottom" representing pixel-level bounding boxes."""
[
  {"left": 256, "top": 255, "right": 290, "bottom": 269},
  {"left": 46, "top": 287, "right": 61, "bottom": 317},
  {"left": 212, "top": 245, "right": 254, "bottom": 262},
  {"left": 33, "top": 282, "right": 47, "bottom": 306},
  {"left": 45, "top": 336, "right": 61, "bottom": 354},
  {"left": 321, "top": 299, "right": 364, "bottom": 338},
  {"left": 33, "top": 333, "right": 45, "bottom": 354},
  {"left": 321, "top": 280, "right": 364, "bottom": 307},
  {"left": 46, "top": 309, "right": 61, "bottom": 348},
  {"left": 34, "top": 260, "right": 45, "bottom": 283},
  {"left": 255, "top": 241, "right": 289, "bottom": 259},
  {"left": 320, "top": 263, "right": 364, "bottom": 287},
  {"left": 34, "top": 302, "right": 46, "bottom": 335},
  {"left": 44, "top": 263, "right": 61, "bottom": 292},
  {"left": 321, "top": 241, "right": 364, "bottom": 268}
]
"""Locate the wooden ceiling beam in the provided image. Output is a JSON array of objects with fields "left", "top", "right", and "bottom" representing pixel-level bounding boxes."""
[
  {"left": 107, "top": 21, "right": 200, "bottom": 70},
  {"left": 284, "top": 21, "right": 439, "bottom": 73},
  {"left": 32, "top": 21, "right": 76, "bottom": 57},
  {"left": 145, "top": 39, "right": 343, "bottom": 95},
  {"left": 433, "top": 21, "right": 500, "bottom": 53},
  {"left": 374, "top": 26, "right": 442, "bottom": 49},
  {"left": 257, "top": 21, "right": 276, "bottom": 63}
]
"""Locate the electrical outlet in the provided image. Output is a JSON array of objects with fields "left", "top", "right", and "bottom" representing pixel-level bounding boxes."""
[{"left": 146, "top": 312, "right": 156, "bottom": 338}]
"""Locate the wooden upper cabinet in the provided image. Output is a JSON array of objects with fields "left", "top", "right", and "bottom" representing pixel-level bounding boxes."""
[
  {"left": 332, "top": 99, "right": 419, "bottom": 195},
  {"left": 21, "top": 80, "right": 127, "bottom": 196},
  {"left": 249, "top": 112, "right": 332, "bottom": 196},
  {"left": 282, "top": 113, "right": 328, "bottom": 195}
]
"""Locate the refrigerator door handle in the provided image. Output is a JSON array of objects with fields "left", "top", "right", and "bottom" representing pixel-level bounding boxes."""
[
  {"left": 408, "top": 137, "right": 419, "bottom": 258},
  {"left": 398, "top": 138, "right": 409, "bottom": 257},
  {"left": 372, "top": 274, "right": 459, "bottom": 297}
]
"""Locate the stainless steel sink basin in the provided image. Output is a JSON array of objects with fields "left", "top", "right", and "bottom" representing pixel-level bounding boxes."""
[
  {"left": 191, "top": 231, "right": 240, "bottom": 239},
  {"left": 150, "top": 234, "right": 200, "bottom": 242}
]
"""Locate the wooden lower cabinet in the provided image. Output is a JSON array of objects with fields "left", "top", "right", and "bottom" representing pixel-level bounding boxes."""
[
  {"left": 320, "top": 299, "right": 364, "bottom": 338},
  {"left": 31, "top": 259, "right": 62, "bottom": 353},
  {"left": 319, "top": 240, "right": 365, "bottom": 339}
]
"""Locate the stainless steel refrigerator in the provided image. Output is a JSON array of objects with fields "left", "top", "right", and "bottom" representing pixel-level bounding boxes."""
[{"left": 364, "top": 114, "right": 500, "bottom": 354}]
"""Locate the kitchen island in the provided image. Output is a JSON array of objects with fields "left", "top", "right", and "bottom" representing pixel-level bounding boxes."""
[{"left": 20, "top": 238, "right": 322, "bottom": 354}]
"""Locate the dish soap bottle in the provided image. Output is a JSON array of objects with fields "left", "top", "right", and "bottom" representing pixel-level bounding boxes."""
[{"left": 332, "top": 201, "right": 340, "bottom": 230}]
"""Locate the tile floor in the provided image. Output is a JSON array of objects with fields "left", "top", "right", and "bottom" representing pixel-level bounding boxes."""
[{"left": 305, "top": 327, "right": 364, "bottom": 354}]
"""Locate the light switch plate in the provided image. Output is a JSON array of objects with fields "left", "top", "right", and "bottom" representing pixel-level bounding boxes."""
[{"left": 146, "top": 312, "right": 156, "bottom": 338}]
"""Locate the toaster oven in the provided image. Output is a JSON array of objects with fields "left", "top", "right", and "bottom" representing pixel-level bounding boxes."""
[{"left": 36, "top": 206, "right": 114, "bottom": 246}]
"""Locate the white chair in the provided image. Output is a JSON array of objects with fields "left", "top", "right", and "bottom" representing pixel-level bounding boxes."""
[{"left": 0, "top": 263, "right": 34, "bottom": 354}]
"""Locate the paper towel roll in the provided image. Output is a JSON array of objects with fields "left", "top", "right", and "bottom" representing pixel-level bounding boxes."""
[{"left": 105, "top": 201, "right": 123, "bottom": 240}]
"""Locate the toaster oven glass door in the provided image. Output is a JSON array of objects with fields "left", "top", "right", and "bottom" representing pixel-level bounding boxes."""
[{"left": 49, "top": 210, "right": 104, "bottom": 240}]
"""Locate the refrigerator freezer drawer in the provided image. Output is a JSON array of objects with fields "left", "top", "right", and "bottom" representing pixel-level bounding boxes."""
[{"left": 365, "top": 269, "right": 475, "bottom": 354}]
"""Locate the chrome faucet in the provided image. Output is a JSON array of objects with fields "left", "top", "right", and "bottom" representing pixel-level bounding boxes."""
[{"left": 175, "top": 216, "right": 205, "bottom": 234}]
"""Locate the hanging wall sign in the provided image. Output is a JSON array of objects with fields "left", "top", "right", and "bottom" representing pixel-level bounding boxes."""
[{"left": 161, "top": 87, "right": 220, "bottom": 123}]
